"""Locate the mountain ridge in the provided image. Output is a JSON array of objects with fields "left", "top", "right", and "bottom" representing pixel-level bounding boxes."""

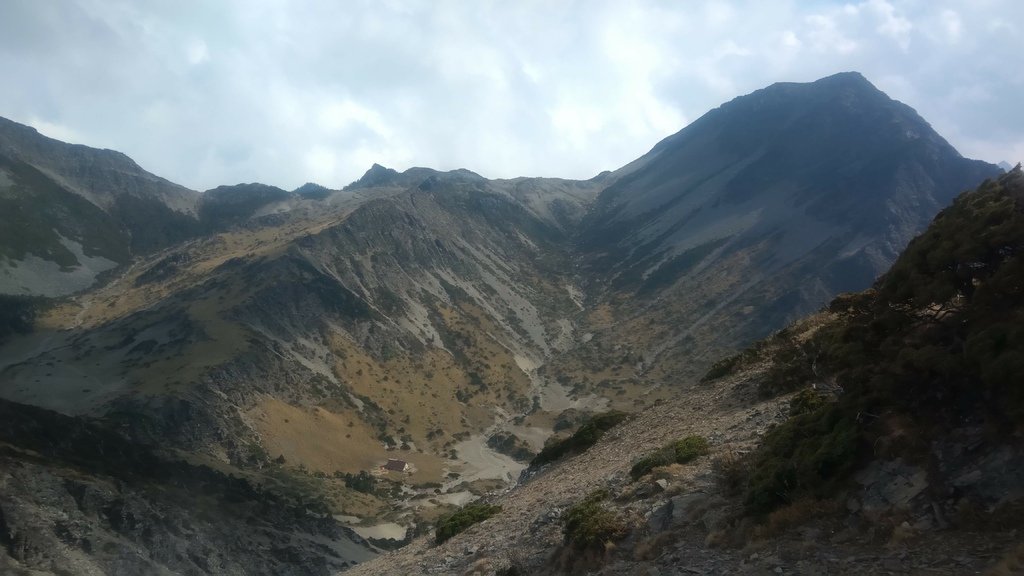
[{"left": 0, "top": 72, "right": 1009, "bottom": 574}]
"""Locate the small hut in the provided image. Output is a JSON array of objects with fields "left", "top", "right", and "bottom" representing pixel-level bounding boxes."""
[{"left": 383, "top": 458, "right": 409, "bottom": 473}]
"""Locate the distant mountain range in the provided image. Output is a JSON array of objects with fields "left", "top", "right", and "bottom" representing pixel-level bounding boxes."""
[{"left": 0, "top": 72, "right": 1004, "bottom": 574}]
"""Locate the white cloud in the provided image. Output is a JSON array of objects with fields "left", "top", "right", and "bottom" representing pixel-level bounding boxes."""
[
  {"left": 185, "top": 39, "right": 208, "bottom": 66},
  {"left": 805, "top": 14, "right": 859, "bottom": 54},
  {"left": 0, "top": 0, "right": 1022, "bottom": 189},
  {"left": 866, "top": 0, "right": 913, "bottom": 51},
  {"left": 781, "top": 31, "right": 802, "bottom": 49},
  {"left": 941, "top": 10, "right": 963, "bottom": 43},
  {"left": 318, "top": 100, "right": 391, "bottom": 139},
  {"left": 27, "top": 118, "right": 80, "bottom": 144}
]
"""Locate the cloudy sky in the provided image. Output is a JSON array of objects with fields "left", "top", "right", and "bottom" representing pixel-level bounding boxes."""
[{"left": 1, "top": 0, "right": 1021, "bottom": 191}]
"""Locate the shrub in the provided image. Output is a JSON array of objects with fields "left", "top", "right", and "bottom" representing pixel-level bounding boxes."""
[
  {"left": 700, "top": 353, "right": 743, "bottom": 383},
  {"left": 486, "top": 431, "right": 536, "bottom": 462},
  {"left": 343, "top": 470, "right": 376, "bottom": 494},
  {"left": 562, "top": 490, "right": 626, "bottom": 550},
  {"left": 712, "top": 448, "right": 749, "bottom": 497},
  {"left": 530, "top": 411, "right": 629, "bottom": 467},
  {"left": 758, "top": 337, "right": 816, "bottom": 397},
  {"left": 788, "top": 388, "right": 827, "bottom": 417},
  {"left": 435, "top": 503, "right": 502, "bottom": 544},
  {"left": 743, "top": 404, "right": 858, "bottom": 516},
  {"left": 629, "top": 435, "right": 709, "bottom": 480}
]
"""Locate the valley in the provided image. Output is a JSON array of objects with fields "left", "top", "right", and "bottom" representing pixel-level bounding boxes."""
[{"left": 0, "top": 72, "right": 1016, "bottom": 575}]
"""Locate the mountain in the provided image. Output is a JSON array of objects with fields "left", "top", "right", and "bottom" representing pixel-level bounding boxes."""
[
  {"left": 344, "top": 168, "right": 1024, "bottom": 576},
  {"left": 0, "top": 117, "right": 204, "bottom": 296},
  {"left": 0, "top": 116, "right": 350, "bottom": 297},
  {"left": 0, "top": 73, "right": 1006, "bottom": 574},
  {"left": 198, "top": 182, "right": 295, "bottom": 227},
  {"left": 0, "top": 162, "right": 603, "bottom": 485},
  {"left": 568, "top": 71, "right": 999, "bottom": 386},
  {"left": 0, "top": 164, "right": 604, "bottom": 573}
]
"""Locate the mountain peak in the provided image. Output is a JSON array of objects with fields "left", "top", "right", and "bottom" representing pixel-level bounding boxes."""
[
  {"left": 293, "top": 182, "right": 332, "bottom": 199},
  {"left": 816, "top": 70, "right": 870, "bottom": 85},
  {"left": 769, "top": 71, "right": 873, "bottom": 91},
  {"left": 346, "top": 163, "right": 401, "bottom": 190}
]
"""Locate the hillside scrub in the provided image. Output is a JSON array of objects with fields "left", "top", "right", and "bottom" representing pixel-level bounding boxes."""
[
  {"left": 562, "top": 489, "right": 627, "bottom": 550},
  {"left": 737, "top": 167, "right": 1024, "bottom": 516},
  {"left": 630, "top": 435, "right": 710, "bottom": 480},
  {"left": 742, "top": 403, "right": 858, "bottom": 516},
  {"left": 435, "top": 503, "right": 502, "bottom": 544},
  {"left": 530, "top": 410, "right": 629, "bottom": 467}
]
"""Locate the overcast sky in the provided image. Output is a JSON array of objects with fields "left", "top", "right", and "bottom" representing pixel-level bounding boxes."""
[{"left": 1, "top": 1, "right": 1021, "bottom": 191}]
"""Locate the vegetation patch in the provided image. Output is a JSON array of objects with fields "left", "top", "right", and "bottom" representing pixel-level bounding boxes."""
[
  {"left": 788, "top": 388, "right": 827, "bottom": 417},
  {"left": 630, "top": 435, "right": 710, "bottom": 480},
  {"left": 530, "top": 410, "right": 629, "bottom": 468},
  {"left": 486, "top": 431, "right": 535, "bottom": 462},
  {"left": 562, "top": 489, "right": 627, "bottom": 551},
  {"left": 435, "top": 502, "right": 502, "bottom": 544},
  {"left": 700, "top": 352, "right": 746, "bottom": 383},
  {"left": 727, "top": 169, "right": 1024, "bottom": 517},
  {"left": 742, "top": 403, "right": 859, "bottom": 516},
  {"left": 340, "top": 470, "right": 376, "bottom": 494}
]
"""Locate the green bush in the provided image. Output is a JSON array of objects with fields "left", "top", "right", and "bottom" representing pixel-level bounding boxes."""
[
  {"left": 700, "top": 353, "right": 743, "bottom": 383},
  {"left": 562, "top": 490, "right": 626, "bottom": 550},
  {"left": 743, "top": 404, "right": 858, "bottom": 516},
  {"left": 435, "top": 502, "right": 502, "bottom": 544},
  {"left": 342, "top": 470, "right": 376, "bottom": 494},
  {"left": 630, "top": 435, "right": 709, "bottom": 480},
  {"left": 718, "top": 168, "right": 1024, "bottom": 518},
  {"left": 758, "top": 337, "right": 816, "bottom": 397},
  {"left": 530, "top": 411, "right": 629, "bottom": 467},
  {"left": 788, "top": 388, "right": 827, "bottom": 417}
]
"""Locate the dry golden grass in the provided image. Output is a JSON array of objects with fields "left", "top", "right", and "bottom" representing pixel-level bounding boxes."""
[{"left": 253, "top": 398, "right": 385, "bottom": 475}]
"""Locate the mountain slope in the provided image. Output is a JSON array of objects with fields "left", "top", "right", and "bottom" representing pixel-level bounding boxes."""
[
  {"left": 0, "top": 166, "right": 602, "bottom": 489},
  {"left": 0, "top": 397, "right": 377, "bottom": 575},
  {"left": 0, "top": 116, "right": 202, "bottom": 296},
  {"left": 346, "top": 169, "right": 1024, "bottom": 576},
  {"left": 568, "top": 71, "right": 999, "bottom": 386}
]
